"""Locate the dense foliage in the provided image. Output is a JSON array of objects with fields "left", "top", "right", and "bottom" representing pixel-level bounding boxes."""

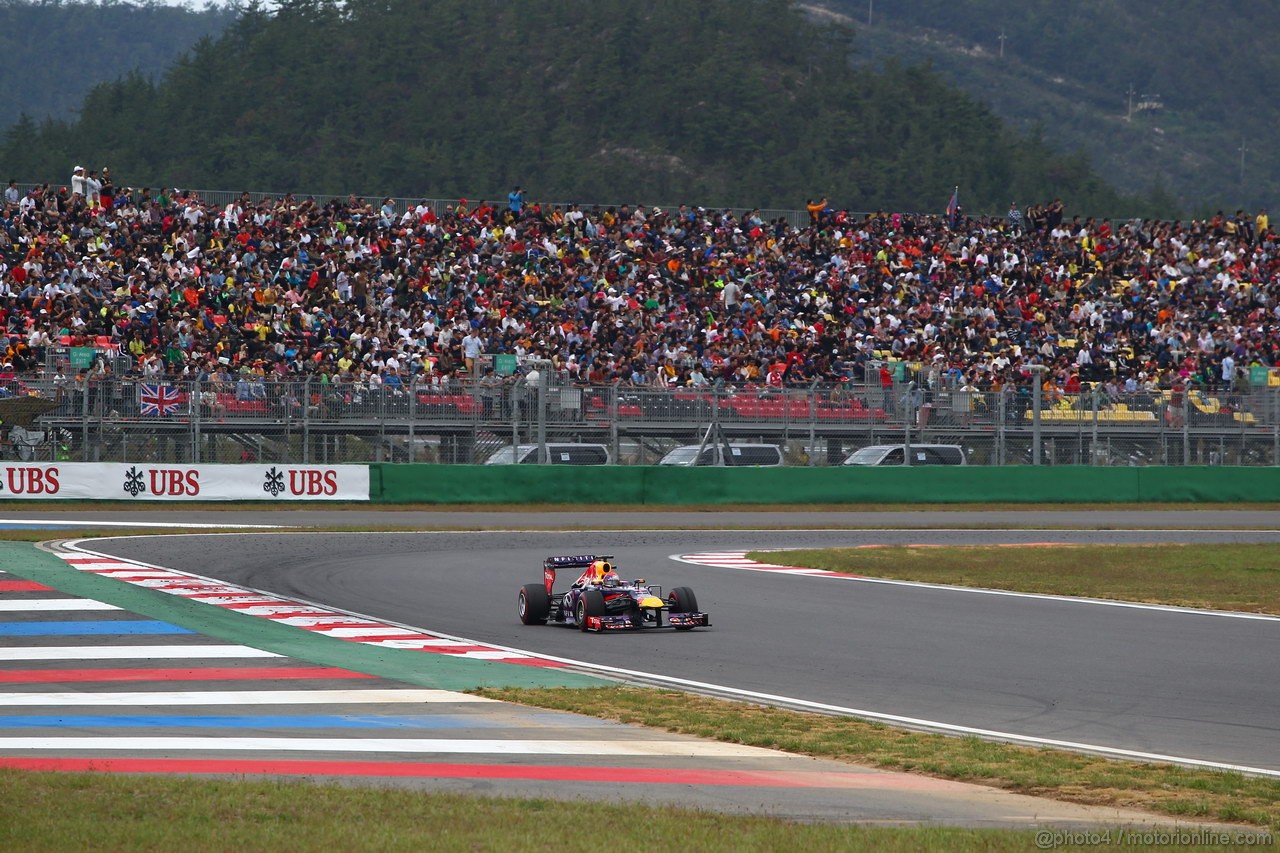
[
  {"left": 0, "top": 0, "right": 1154, "bottom": 216},
  {"left": 0, "top": 0, "right": 233, "bottom": 128},
  {"left": 829, "top": 0, "right": 1277, "bottom": 214}
]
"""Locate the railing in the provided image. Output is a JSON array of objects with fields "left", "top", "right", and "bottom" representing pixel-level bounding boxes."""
[
  {"left": 5, "top": 374, "right": 1277, "bottom": 467},
  {"left": 12, "top": 183, "right": 813, "bottom": 229}
]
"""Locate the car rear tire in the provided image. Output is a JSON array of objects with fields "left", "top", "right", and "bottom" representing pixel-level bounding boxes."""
[
  {"left": 668, "top": 586, "right": 699, "bottom": 630},
  {"left": 578, "top": 588, "right": 606, "bottom": 632},
  {"left": 518, "top": 583, "right": 550, "bottom": 625}
]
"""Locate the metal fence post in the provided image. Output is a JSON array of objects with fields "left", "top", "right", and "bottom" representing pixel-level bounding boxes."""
[
  {"left": 80, "top": 375, "right": 90, "bottom": 462},
  {"left": 408, "top": 378, "right": 417, "bottom": 464},
  {"left": 808, "top": 379, "right": 818, "bottom": 466},
  {"left": 302, "top": 376, "right": 311, "bottom": 464},
  {"left": 996, "top": 389, "right": 1006, "bottom": 465},
  {"left": 192, "top": 378, "right": 201, "bottom": 464},
  {"left": 1091, "top": 385, "right": 1100, "bottom": 465},
  {"left": 903, "top": 381, "right": 914, "bottom": 466},
  {"left": 1182, "top": 399, "right": 1191, "bottom": 465},
  {"left": 1030, "top": 366, "right": 1045, "bottom": 465},
  {"left": 610, "top": 380, "right": 620, "bottom": 465},
  {"left": 1274, "top": 384, "right": 1279, "bottom": 465},
  {"left": 536, "top": 368, "right": 548, "bottom": 463}
]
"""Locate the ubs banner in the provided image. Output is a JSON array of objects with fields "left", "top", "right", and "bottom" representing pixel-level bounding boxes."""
[{"left": 0, "top": 464, "right": 370, "bottom": 501}]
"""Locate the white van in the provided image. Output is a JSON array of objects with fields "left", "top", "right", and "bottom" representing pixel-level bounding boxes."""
[
  {"left": 842, "top": 444, "right": 967, "bottom": 466},
  {"left": 484, "top": 443, "right": 612, "bottom": 465},
  {"left": 658, "top": 443, "right": 784, "bottom": 467}
]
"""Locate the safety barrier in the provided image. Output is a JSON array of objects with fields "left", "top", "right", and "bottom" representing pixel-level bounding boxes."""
[
  {"left": 370, "top": 464, "right": 1280, "bottom": 504},
  {"left": 2, "top": 461, "right": 1272, "bottom": 502}
]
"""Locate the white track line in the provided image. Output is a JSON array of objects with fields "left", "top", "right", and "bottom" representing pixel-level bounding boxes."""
[
  {"left": 0, "top": 737, "right": 771, "bottom": 757},
  {"left": 58, "top": 541, "right": 557, "bottom": 667},
  {"left": 0, "top": 690, "right": 493, "bottom": 706},
  {"left": 0, "top": 646, "right": 282, "bottom": 661},
  {"left": 672, "top": 551, "right": 1280, "bottom": 623},
  {"left": 0, "top": 519, "right": 288, "bottom": 529},
  {"left": 0, "top": 599, "right": 119, "bottom": 611}
]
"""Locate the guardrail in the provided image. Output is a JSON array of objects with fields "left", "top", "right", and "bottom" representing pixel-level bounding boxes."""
[{"left": 5, "top": 373, "right": 1278, "bottom": 467}]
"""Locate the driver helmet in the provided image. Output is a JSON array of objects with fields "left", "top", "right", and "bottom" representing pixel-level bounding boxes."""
[{"left": 591, "top": 559, "right": 616, "bottom": 582}]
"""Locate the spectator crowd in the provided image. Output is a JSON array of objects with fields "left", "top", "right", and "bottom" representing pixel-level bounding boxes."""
[{"left": 0, "top": 169, "right": 1276, "bottom": 411}]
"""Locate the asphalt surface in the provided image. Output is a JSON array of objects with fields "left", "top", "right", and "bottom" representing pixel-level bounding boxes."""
[
  {"left": 85, "top": 523, "right": 1280, "bottom": 773},
  {"left": 4, "top": 543, "right": 1219, "bottom": 828},
  {"left": 4, "top": 507, "right": 1280, "bottom": 529}
]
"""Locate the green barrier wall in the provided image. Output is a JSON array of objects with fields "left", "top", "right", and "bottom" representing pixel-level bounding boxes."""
[{"left": 372, "top": 464, "right": 1280, "bottom": 504}]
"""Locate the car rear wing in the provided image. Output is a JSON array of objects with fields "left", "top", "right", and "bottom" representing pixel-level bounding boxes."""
[{"left": 543, "top": 554, "right": 614, "bottom": 595}]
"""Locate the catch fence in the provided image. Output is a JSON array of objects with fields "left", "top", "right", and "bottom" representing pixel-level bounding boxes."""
[{"left": 4, "top": 373, "right": 1277, "bottom": 467}]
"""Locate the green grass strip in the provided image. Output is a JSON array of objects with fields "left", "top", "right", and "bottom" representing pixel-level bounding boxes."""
[
  {"left": 747, "top": 543, "right": 1280, "bottom": 614},
  {"left": 0, "top": 540, "right": 600, "bottom": 691},
  {"left": 478, "top": 686, "right": 1280, "bottom": 831},
  {"left": 0, "top": 769, "right": 1045, "bottom": 852}
]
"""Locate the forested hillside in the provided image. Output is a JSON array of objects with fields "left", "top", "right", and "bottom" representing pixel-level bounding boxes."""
[
  {"left": 0, "top": 0, "right": 1157, "bottom": 216},
  {"left": 0, "top": 0, "right": 234, "bottom": 128},
  {"left": 822, "top": 0, "right": 1279, "bottom": 214}
]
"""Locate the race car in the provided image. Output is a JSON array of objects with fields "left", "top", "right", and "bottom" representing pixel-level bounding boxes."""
[{"left": 517, "top": 554, "right": 711, "bottom": 632}]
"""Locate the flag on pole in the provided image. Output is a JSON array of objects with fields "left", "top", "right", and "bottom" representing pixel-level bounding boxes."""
[{"left": 945, "top": 186, "right": 959, "bottom": 222}]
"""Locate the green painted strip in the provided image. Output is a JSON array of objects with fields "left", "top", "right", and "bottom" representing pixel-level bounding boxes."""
[{"left": 0, "top": 542, "right": 601, "bottom": 691}]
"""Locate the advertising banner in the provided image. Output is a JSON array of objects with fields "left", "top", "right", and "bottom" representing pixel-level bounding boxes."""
[{"left": 0, "top": 463, "right": 370, "bottom": 501}]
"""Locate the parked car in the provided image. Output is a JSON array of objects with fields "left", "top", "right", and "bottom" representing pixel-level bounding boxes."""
[
  {"left": 484, "top": 443, "right": 612, "bottom": 465},
  {"left": 842, "top": 444, "right": 967, "bottom": 466},
  {"left": 657, "top": 443, "right": 784, "bottom": 467}
]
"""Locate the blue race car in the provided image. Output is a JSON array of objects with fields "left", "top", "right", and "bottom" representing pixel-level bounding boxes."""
[{"left": 517, "top": 554, "right": 710, "bottom": 632}]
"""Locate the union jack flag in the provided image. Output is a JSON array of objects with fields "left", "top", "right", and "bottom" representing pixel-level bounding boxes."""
[{"left": 140, "top": 384, "right": 183, "bottom": 416}]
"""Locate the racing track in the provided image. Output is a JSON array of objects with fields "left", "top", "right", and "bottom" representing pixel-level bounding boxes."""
[{"left": 87, "top": 525, "right": 1280, "bottom": 774}]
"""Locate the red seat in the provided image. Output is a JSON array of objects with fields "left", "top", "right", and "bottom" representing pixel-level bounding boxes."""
[{"left": 618, "top": 405, "right": 642, "bottom": 417}]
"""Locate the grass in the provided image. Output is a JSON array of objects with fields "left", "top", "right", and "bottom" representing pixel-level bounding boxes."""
[
  {"left": 478, "top": 686, "right": 1280, "bottom": 832},
  {"left": 745, "top": 544, "right": 1280, "bottom": 614},
  {"left": 0, "top": 769, "right": 1036, "bottom": 852}
]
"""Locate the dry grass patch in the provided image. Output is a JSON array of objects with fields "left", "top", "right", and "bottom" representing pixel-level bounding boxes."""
[
  {"left": 748, "top": 544, "right": 1280, "bottom": 614},
  {"left": 478, "top": 686, "right": 1280, "bottom": 831},
  {"left": 0, "top": 768, "right": 1034, "bottom": 852}
]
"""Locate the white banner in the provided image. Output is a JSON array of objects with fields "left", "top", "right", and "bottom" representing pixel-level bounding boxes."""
[{"left": 0, "top": 464, "right": 370, "bottom": 501}]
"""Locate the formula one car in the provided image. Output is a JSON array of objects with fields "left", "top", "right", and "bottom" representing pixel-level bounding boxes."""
[{"left": 517, "top": 554, "right": 711, "bottom": 632}]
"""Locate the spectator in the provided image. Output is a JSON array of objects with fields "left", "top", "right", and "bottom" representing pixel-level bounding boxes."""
[
  {"left": 0, "top": 172, "right": 1269, "bottom": 429},
  {"left": 1007, "top": 202, "right": 1023, "bottom": 234},
  {"left": 70, "top": 165, "right": 86, "bottom": 198}
]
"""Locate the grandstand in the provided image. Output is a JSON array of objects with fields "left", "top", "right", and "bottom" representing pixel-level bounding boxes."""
[{"left": 0, "top": 179, "right": 1274, "bottom": 465}]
